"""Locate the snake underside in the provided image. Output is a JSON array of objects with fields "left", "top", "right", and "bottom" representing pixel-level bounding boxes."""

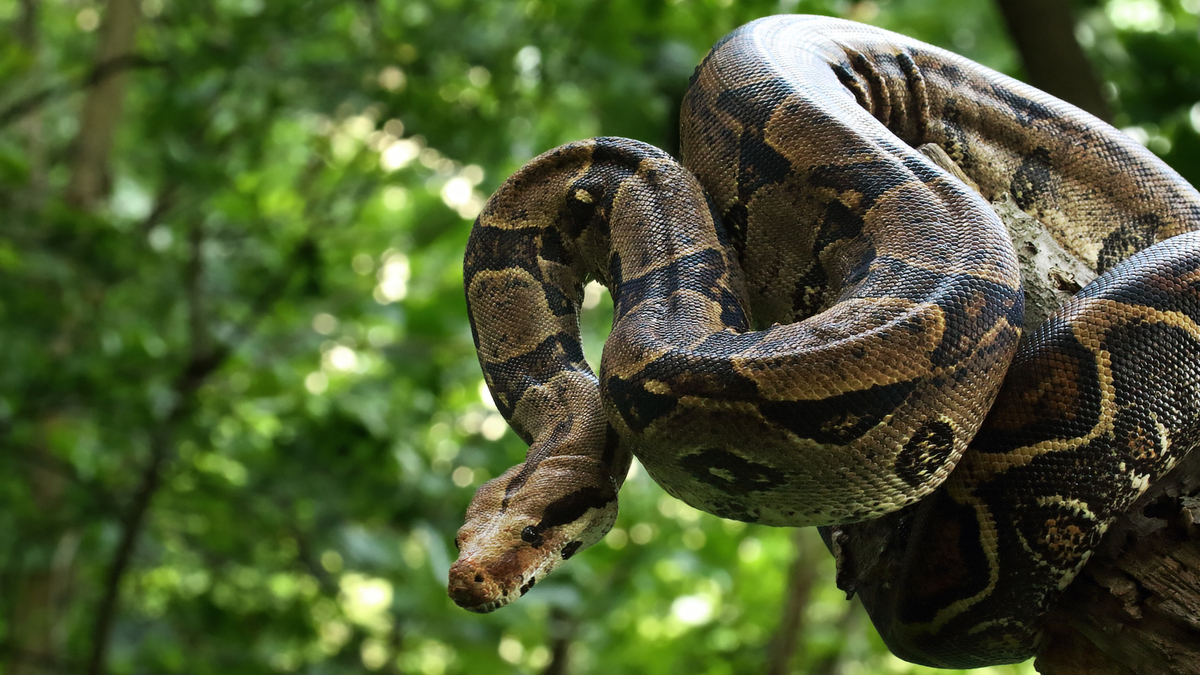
[{"left": 448, "top": 15, "right": 1200, "bottom": 668}]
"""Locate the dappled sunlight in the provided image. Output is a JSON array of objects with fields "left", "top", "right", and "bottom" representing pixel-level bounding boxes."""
[
  {"left": 1107, "top": 0, "right": 1171, "bottom": 31},
  {"left": 373, "top": 250, "right": 410, "bottom": 303},
  {"left": 671, "top": 594, "right": 716, "bottom": 626},
  {"left": 339, "top": 573, "right": 394, "bottom": 633},
  {"left": 380, "top": 138, "right": 421, "bottom": 171},
  {"left": 378, "top": 65, "right": 407, "bottom": 93}
]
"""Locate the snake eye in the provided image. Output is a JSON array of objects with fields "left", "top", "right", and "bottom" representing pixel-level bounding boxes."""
[{"left": 520, "top": 526, "right": 544, "bottom": 548}]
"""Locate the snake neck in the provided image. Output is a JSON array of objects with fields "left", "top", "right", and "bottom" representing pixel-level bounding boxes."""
[
  {"left": 454, "top": 136, "right": 739, "bottom": 611},
  {"left": 464, "top": 136, "right": 750, "bottom": 453}
]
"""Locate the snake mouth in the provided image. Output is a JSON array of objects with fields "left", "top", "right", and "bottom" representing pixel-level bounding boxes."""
[
  {"left": 456, "top": 596, "right": 511, "bottom": 614},
  {"left": 447, "top": 557, "right": 529, "bottom": 613}
]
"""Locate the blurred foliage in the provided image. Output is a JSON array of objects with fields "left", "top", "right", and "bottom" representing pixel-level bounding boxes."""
[{"left": 0, "top": 0, "right": 1197, "bottom": 673}]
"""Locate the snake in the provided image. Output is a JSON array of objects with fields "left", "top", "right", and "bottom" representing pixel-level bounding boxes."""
[{"left": 446, "top": 14, "right": 1200, "bottom": 668}]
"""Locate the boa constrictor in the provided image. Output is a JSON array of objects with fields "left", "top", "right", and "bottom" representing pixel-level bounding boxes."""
[{"left": 447, "top": 14, "right": 1200, "bottom": 667}]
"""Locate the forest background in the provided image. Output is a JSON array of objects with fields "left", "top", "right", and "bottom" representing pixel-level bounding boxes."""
[{"left": 2, "top": 0, "right": 1199, "bottom": 673}]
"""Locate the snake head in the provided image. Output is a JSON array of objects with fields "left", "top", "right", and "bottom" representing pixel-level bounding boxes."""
[{"left": 447, "top": 455, "right": 619, "bottom": 612}]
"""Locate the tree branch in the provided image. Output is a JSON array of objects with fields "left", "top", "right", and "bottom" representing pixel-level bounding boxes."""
[
  {"left": 293, "top": 526, "right": 340, "bottom": 595},
  {"left": 136, "top": 183, "right": 179, "bottom": 237},
  {"left": 0, "top": 54, "right": 163, "bottom": 130},
  {"left": 82, "top": 219, "right": 330, "bottom": 674},
  {"left": 992, "top": 0, "right": 1112, "bottom": 122},
  {"left": 85, "top": 217, "right": 214, "bottom": 675},
  {"left": 0, "top": 642, "right": 84, "bottom": 675},
  {"left": 8, "top": 448, "right": 122, "bottom": 516},
  {"left": 83, "top": 429, "right": 170, "bottom": 675},
  {"left": 1035, "top": 452, "right": 1200, "bottom": 675},
  {"left": 15, "top": 0, "right": 47, "bottom": 205}
]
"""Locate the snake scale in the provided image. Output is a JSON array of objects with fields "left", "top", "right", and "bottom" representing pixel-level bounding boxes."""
[{"left": 447, "top": 15, "right": 1200, "bottom": 667}]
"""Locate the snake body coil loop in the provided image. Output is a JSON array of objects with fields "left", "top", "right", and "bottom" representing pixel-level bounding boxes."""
[{"left": 449, "top": 15, "right": 1200, "bottom": 668}]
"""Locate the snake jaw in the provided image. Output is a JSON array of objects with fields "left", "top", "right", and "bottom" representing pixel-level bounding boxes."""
[
  {"left": 447, "top": 542, "right": 563, "bottom": 613},
  {"left": 448, "top": 456, "right": 620, "bottom": 612},
  {"left": 446, "top": 556, "right": 520, "bottom": 613}
]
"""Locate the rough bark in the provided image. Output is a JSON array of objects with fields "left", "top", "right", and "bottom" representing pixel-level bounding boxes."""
[
  {"left": 65, "top": 0, "right": 142, "bottom": 209},
  {"left": 992, "top": 0, "right": 1112, "bottom": 122},
  {"left": 918, "top": 144, "right": 1097, "bottom": 333},
  {"left": 1035, "top": 452, "right": 1200, "bottom": 675}
]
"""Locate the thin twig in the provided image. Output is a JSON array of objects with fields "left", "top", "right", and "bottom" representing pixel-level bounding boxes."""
[
  {"left": 541, "top": 607, "right": 576, "bottom": 675},
  {"left": 293, "top": 526, "right": 340, "bottom": 595},
  {"left": 83, "top": 429, "right": 170, "bottom": 675},
  {"left": 136, "top": 183, "right": 179, "bottom": 238},
  {"left": 0, "top": 54, "right": 163, "bottom": 129},
  {"left": 8, "top": 449, "right": 122, "bottom": 515}
]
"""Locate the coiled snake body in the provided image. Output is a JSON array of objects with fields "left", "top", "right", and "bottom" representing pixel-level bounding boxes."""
[{"left": 448, "top": 15, "right": 1200, "bottom": 667}]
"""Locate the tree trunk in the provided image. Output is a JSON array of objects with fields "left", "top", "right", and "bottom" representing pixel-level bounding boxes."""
[
  {"left": 65, "top": 0, "right": 141, "bottom": 210},
  {"left": 992, "top": 0, "right": 1112, "bottom": 122},
  {"left": 8, "top": 427, "right": 80, "bottom": 675},
  {"left": 9, "top": 3, "right": 144, "bottom": 667},
  {"left": 17, "top": 0, "right": 47, "bottom": 206}
]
